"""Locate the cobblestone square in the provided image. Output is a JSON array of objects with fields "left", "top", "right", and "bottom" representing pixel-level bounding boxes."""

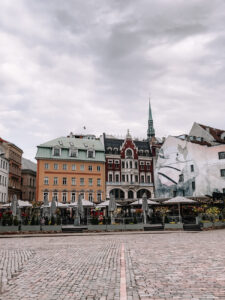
[{"left": 0, "top": 230, "right": 225, "bottom": 300}]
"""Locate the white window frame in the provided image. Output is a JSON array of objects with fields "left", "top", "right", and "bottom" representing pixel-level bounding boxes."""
[
  {"left": 97, "top": 178, "right": 101, "bottom": 186},
  {"left": 80, "top": 178, "right": 84, "bottom": 186},
  {"left": 87, "top": 149, "right": 95, "bottom": 158},
  {"left": 72, "top": 164, "right": 76, "bottom": 171},
  {"left": 53, "top": 177, "right": 58, "bottom": 185},
  {"left": 62, "top": 177, "right": 67, "bottom": 185},
  {"left": 69, "top": 148, "right": 78, "bottom": 158},
  {"left": 71, "top": 192, "right": 76, "bottom": 203},
  {"left": 62, "top": 192, "right": 67, "bottom": 203},
  {"left": 71, "top": 177, "right": 76, "bottom": 186},
  {"left": 63, "top": 164, "right": 67, "bottom": 170},
  {"left": 52, "top": 147, "right": 61, "bottom": 157},
  {"left": 44, "top": 177, "right": 49, "bottom": 185},
  {"left": 88, "top": 178, "right": 93, "bottom": 186}
]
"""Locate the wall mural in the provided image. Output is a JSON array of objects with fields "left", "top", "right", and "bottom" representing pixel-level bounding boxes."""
[{"left": 154, "top": 136, "right": 225, "bottom": 198}]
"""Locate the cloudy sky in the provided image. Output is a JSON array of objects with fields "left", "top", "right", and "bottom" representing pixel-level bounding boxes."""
[{"left": 1, "top": 0, "right": 225, "bottom": 161}]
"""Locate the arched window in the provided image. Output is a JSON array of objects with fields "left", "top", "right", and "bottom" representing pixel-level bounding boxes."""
[
  {"left": 126, "top": 149, "right": 133, "bottom": 158},
  {"left": 128, "top": 190, "right": 134, "bottom": 199}
]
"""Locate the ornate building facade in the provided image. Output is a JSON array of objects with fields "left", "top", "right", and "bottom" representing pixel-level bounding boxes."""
[{"left": 102, "top": 102, "right": 157, "bottom": 203}]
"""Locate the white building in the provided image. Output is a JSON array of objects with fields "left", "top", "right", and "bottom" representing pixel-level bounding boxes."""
[
  {"left": 0, "top": 145, "right": 9, "bottom": 203},
  {"left": 154, "top": 124, "right": 225, "bottom": 198}
]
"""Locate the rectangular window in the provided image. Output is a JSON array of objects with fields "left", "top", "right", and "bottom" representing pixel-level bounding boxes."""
[
  {"left": 219, "top": 152, "right": 225, "bottom": 159},
  {"left": 80, "top": 178, "right": 84, "bottom": 186},
  {"left": 190, "top": 165, "right": 194, "bottom": 172},
  {"left": 109, "top": 174, "right": 113, "bottom": 182},
  {"left": 44, "top": 163, "right": 49, "bottom": 169},
  {"left": 88, "top": 165, "right": 93, "bottom": 171},
  {"left": 122, "top": 161, "right": 125, "bottom": 168},
  {"left": 53, "top": 148, "right": 60, "bottom": 156},
  {"left": 53, "top": 177, "right": 58, "bottom": 185},
  {"left": 54, "top": 163, "right": 58, "bottom": 170},
  {"left": 135, "top": 161, "right": 138, "bottom": 169},
  {"left": 129, "top": 161, "right": 132, "bottom": 168},
  {"left": 71, "top": 192, "right": 76, "bottom": 203},
  {"left": 147, "top": 176, "right": 151, "bottom": 183},
  {"left": 140, "top": 165, "right": 145, "bottom": 170},
  {"left": 87, "top": 150, "right": 94, "bottom": 158},
  {"left": 179, "top": 174, "right": 184, "bottom": 182},
  {"left": 88, "top": 178, "right": 93, "bottom": 186},
  {"left": 88, "top": 193, "right": 93, "bottom": 202},
  {"left": 72, "top": 164, "right": 76, "bottom": 171},
  {"left": 97, "top": 178, "right": 101, "bottom": 186},
  {"left": 122, "top": 175, "right": 125, "bottom": 182},
  {"left": 146, "top": 165, "right": 150, "bottom": 170},
  {"left": 44, "top": 177, "right": 49, "bottom": 185},
  {"left": 115, "top": 174, "right": 119, "bottom": 182},
  {"left": 220, "top": 169, "right": 225, "bottom": 177},
  {"left": 97, "top": 166, "right": 101, "bottom": 171},
  {"left": 62, "top": 177, "right": 67, "bottom": 185},
  {"left": 70, "top": 149, "right": 78, "bottom": 157},
  {"left": 43, "top": 192, "right": 49, "bottom": 201},
  {"left": 141, "top": 175, "right": 145, "bottom": 183},
  {"left": 135, "top": 175, "right": 139, "bottom": 183},
  {"left": 192, "top": 181, "right": 195, "bottom": 191},
  {"left": 62, "top": 192, "right": 67, "bottom": 203},
  {"left": 71, "top": 177, "right": 76, "bottom": 185},
  {"left": 97, "top": 193, "right": 101, "bottom": 202},
  {"left": 80, "top": 165, "right": 84, "bottom": 171},
  {"left": 63, "top": 164, "right": 67, "bottom": 170}
]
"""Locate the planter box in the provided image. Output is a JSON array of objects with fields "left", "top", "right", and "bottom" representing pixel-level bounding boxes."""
[
  {"left": 0, "top": 226, "right": 19, "bottom": 232},
  {"left": 87, "top": 225, "right": 107, "bottom": 231},
  {"left": 214, "top": 221, "right": 225, "bottom": 228},
  {"left": 164, "top": 223, "right": 183, "bottom": 230},
  {"left": 201, "top": 222, "right": 213, "bottom": 229},
  {"left": 41, "top": 225, "right": 62, "bottom": 231},
  {"left": 21, "top": 225, "right": 41, "bottom": 231},
  {"left": 124, "top": 224, "right": 144, "bottom": 230}
]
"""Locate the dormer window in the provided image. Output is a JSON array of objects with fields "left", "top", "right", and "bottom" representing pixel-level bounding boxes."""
[
  {"left": 69, "top": 148, "right": 78, "bottom": 157},
  {"left": 87, "top": 149, "right": 95, "bottom": 158},
  {"left": 52, "top": 147, "right": 61, "bottom": 157},
  {"left": 126, "top": 149, "right": 133, "bottom": 158}
]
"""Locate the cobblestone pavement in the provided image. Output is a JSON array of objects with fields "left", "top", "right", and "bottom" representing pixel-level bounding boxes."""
[{"left": 0, "top": 230, "right": 225, "bottom": 300}]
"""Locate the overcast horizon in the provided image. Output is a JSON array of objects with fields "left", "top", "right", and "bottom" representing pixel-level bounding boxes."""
[{"left": 1, "top": 0, "right": 225, "bottom": 162}]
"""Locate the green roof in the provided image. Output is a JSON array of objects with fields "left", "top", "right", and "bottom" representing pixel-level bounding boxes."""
[{"left": 36, "top": 136, "right": 105, "bottom": 162}]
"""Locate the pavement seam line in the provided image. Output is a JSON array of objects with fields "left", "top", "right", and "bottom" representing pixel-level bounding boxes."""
[{"left": 120, "top": 243, "right": 127, "bottom": 300}]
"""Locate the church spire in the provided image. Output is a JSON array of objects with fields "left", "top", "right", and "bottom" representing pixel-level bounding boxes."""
[{"left": 147, "top": 98, "right": 155, "bottom": 139}]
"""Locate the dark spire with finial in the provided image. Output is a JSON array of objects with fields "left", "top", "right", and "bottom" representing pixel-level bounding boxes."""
[{"left": 147, "top": 98, "right": 155, "bottom": 139}]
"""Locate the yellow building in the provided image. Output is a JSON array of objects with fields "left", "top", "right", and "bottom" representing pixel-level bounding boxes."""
[{"left": 36, "top": 134, "right": 105, "bottom": 204}]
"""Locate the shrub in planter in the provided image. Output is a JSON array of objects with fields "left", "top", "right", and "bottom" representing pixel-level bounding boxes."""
[
  {"left": 56, "top": 216, "right": 61, "bottom": 225},
  {"left": 44, "top": 216, "right": 49, "bottom": 225},
  {"left": 91, "top": 217, "right": 99, "bottom": 225},
  {"left": 50, "top": 216, "right": 55, "bottom": 225},
  {"left": 13, "top": 217, "right": 19, "bottom": 226}
]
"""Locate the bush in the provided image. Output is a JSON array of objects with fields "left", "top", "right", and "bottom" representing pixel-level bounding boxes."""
[
  {"left": 56, "top": 216, "right": 61, "bottom": 225},
  {"left": 13, "top": 217, "right": 19, "bottom": 226},
  {"left": 91, "top": 217, "right": 99, "bottom": 225},
  {"left": 44, "top": 216, "right": 49, "bottom": 225},
  {"left": 50, "top": 216, "right": 55, "bottom": 225}
]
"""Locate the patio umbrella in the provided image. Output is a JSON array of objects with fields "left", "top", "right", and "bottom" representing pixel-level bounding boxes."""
[
  {"left": 96, "top": 200, "right": 121, "bottom": 208},
  {"left": 43, "top": 193, "right": 49, "bottom": 218},
  {"left": 130, "top": 199, "right": 158, "bottom": 206},
  {"left": 142, "top": 193, "right": 148, "bottom": 224},
  {"left": 50, "top": 197, "right": 57, "bottom": 217},
  {"left": 108, "top": 194, "right": 116, "bottom": 224},
  {"left": 163, "top": 196, "right": 197, "bottom": 223},
  {"left": 69, "top": 199, "right": 94, "bottom": 208},
  {"left": 2, "top": 200, "right": 32, "bottom": 208}
]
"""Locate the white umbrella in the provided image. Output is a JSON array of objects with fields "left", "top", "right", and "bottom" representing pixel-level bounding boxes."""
[
  {"left": 163, "top": 196, "right": 197, "bottom": 223},
  {"left": 142, "top": 193, "right": 148, "bottom": 224},
  {"left": 96, "top": 200, "right": 121, "bottom": 208},
  {"left": 130, "top": 199, "right": 158, "bottom": 206},
  {"left": 3, "top": 200, "right": 32, "bottom": 208},
  {"left": 50, "top": 197, "right": 57, "bottom": 217},
  {"left": 108, "top": 194, "right": 116, "bottom": 224},
  {"left": 41, "top": 202, "right": 68, "bottom": 208},
  {"left": 69, "top": 199, "right": 94, "bottom": 208}
]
